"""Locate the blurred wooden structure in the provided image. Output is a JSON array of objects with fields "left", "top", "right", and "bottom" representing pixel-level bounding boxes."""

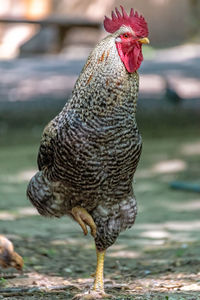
[
  {"left": 0, "top": 16, "right": 100, "bottom": 28},
  {"left": 0, "top": 16, "right": 101, "bottom": 50}
]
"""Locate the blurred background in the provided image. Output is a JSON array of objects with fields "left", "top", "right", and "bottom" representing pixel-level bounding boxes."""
[{"left": 0, "top": 0, "right": 200, "bottom": 298}]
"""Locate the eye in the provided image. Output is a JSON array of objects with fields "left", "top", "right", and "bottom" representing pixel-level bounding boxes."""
[{"left": 123, "top": 33, "right": 129, "bottom": 38}]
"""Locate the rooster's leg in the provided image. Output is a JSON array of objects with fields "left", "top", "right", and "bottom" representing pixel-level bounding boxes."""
[
  {"left": 71, "top": 207, "right": 97, "bottom": 237},
  {"left": 73, "top": 249, "right": 109, "bottom": 299},
  {"left": 92, "top": 249, "right": 105, "bottom": 292}
]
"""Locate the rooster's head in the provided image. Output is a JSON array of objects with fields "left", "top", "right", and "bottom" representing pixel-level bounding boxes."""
[{"left": 104, "top": 6, "right": 149, "bottom": 73}]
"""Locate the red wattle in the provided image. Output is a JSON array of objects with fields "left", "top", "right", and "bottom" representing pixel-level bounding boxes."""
[{"left": 116, "top": 42, "right": 143, "bottom": 73}]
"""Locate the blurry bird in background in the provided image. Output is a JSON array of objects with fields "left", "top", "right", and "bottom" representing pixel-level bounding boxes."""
[
  {"left": 27, "top": 6, "right": 149, "bottom": 299},
  {"left": 0, "top": 235, "right": 23, "bottom": 271}
]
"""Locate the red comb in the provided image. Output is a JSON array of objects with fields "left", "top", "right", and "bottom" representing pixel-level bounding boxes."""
[{"left": 104, "top": 6, "right": 148, "bottom": 37}]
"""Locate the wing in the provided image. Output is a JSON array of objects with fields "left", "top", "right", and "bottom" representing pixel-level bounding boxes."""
[{"left": 37, "top": 117, "right": 58, "bottom": 171}]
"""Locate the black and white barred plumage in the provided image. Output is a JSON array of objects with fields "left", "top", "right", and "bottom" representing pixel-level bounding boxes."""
[{"left": 27, "top": 27, "right": 142, "bottom": 251}]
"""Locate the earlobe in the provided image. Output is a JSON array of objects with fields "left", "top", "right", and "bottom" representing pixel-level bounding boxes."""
[{"left": 115, "top": 37, "right": 122, "bottom": 42}]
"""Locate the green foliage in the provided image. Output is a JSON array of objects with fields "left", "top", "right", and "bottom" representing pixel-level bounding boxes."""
[
  {"left": 0, "top": 277, "right": 7, "bottom": 287},
  {"left": 38, "top": 247, "right": 57, "bottom": 257},
  {"left": 175, "top": 248, "right": 185, "bottom": 257}
]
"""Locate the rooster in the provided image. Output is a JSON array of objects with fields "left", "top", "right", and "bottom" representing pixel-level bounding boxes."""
[
  {"left": 27, "top": 6, "right": 149, "bottom": 299},
  {"left": 0, "top": 235, "right": 23, "bottom": 271}
]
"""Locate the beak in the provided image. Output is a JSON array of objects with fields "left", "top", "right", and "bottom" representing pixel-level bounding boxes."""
[{"left": 138, "top": 37, "right": 150, "bottom": 44}]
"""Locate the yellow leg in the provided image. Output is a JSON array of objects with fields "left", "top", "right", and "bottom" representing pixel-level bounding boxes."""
[
  {"left": 71, "top": 207, "right": 97, "bottom": 238},
  {"left": 71, "top": 211, "right": 110, "bottom": 299},
  {"left": 72, "top": 248, "right": 109, "bottom": 299},
  {"left": 93, "top": 249, "right": 105, "bottom": 292}
]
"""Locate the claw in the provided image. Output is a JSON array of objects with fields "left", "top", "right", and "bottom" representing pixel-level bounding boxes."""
[{"left": 71, "top": 207, "right": 97, "bottom": 238}]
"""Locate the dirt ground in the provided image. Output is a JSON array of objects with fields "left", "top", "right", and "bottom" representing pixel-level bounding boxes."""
[{"left": 0, "top": 107, "right": 200, "bottom": 300}]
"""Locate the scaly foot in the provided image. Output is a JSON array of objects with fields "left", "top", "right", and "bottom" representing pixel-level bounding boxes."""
[
  {"left": 71, "top": 207, "right": 97, "bottom": 237},
  {"left": 72, "top": 290, "right": 111, "bottom": 300}
]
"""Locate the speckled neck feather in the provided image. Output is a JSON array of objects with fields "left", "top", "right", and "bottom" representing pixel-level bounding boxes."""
[{"left": 69, "top": 34, "right": 139, "bottom": 120}]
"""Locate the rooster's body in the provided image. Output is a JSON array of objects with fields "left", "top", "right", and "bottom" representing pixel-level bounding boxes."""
[{"left": 27, "top": 6, "right": 149, "bottom": 298}]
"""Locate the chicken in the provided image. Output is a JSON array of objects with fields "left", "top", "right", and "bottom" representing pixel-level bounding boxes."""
[
  {"left": 27, "top": 6, "right": 149, "bottom": 298},
  {"left": 0, "top": 235, "right": 23, "bottom": 271}
]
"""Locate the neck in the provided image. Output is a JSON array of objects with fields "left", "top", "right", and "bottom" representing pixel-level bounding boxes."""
[{"left": 68, "top": 35, "right": 140, "bottom": 122}]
